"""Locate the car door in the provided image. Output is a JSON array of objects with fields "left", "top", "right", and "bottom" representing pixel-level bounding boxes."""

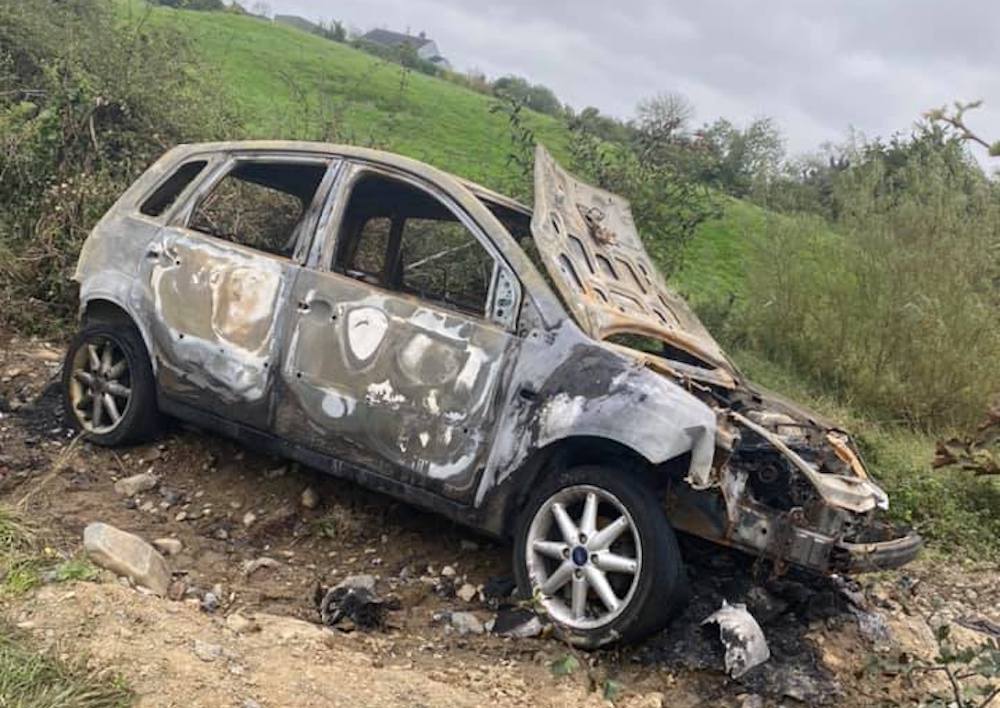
[
  {"left": 139, "top": 153, "right": 339, "bottom": 429},
  {"left": 275, "top": 162, "right": 522, "bottom": 502}
]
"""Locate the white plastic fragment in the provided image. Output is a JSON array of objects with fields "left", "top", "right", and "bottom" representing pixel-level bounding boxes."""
[{"left": 701, "top": 600, "right": 771, "bottom": 678}]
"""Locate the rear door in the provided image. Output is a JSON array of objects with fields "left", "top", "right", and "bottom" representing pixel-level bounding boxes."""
[
  {"left": 275, "top": 163, "right": 522, "bottom": 502},
  {"left": 140, "top": 153, "right": 338, "bottom": 428}
]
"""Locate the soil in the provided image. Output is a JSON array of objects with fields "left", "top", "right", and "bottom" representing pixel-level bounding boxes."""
[{"left": 1, "top": 328, "right": 998, "bottom": 707}]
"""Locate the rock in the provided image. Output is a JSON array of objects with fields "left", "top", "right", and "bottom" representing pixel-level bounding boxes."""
[
  {"left": 441, "top": 565, "right": 457, "bottom": 578},
  {"left": 213, "top": 528, "right": 229, "bottom": 541},
  {"left": 83, "top": 523, "right": 170, "bottom": 596},
  {"left": 446, "top": 611, "right": 484, "bottom": 636},
  {"left": 114, "top": 472, "right": 158, "bottom": 497},
  {"left": 242, "top": 511, "right": 257, "bottom": 528},
  {"left": 242, "top": 557, "right": 280, "bottom": 577},
  {"left": 456, "top": 583, "right": 478, "bottom": 603},
  {"left": 226, "top": 613, "right": 258, "bottom": 634},
  {"left": 201, "top": 592, "right": 220, "bottom": 613},
  {"left": 300, "top": 487, "right": 320, "bottom": 509},
  {"left": 192, "top": 639, "right": 223, "bottom": 662},
  {"left": 243, "top": 701, "right": 261, "bottom": 708},
  {"left": 152, "top": 538, "right": 183, "bottom": 556},
  {"left": 174, "top": 511, "right": 188, "bottom": 522}
]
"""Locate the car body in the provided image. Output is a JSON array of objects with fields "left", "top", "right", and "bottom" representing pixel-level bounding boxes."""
[{"left": 66, "top": 141, "right": 921, "bottom": 645}]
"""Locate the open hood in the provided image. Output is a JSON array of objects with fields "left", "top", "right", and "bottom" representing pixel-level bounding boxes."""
[{"left": 530, "top": 145, "right": 729, "bottom": 370}]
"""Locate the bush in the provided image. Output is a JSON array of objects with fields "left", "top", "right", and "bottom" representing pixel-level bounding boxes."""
[
  {"left": 738, "top": 136, "right": 1000, "bottom": 428},
  {"left": 0, "top": 0, "right": 240, "bottom": 333}
]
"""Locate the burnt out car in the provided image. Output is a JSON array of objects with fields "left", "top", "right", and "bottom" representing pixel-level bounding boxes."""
[{"left": 65, "top": 142, "right": 920, "bottom": 646}]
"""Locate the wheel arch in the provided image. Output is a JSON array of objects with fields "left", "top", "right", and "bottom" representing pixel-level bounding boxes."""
[
  {"left": 482, "top": 435, "right": 684, "bottom": 539},
  {"left": 79, "top": 295, "right": 157, "bottom": 374}
]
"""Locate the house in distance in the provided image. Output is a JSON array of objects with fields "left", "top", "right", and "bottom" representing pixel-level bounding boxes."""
[{"left": 360, "top": 28, "right": 452, "bottom": 70}]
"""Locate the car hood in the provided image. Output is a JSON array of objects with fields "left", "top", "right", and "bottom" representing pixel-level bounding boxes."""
[{"left": 530, "top": 145, "right": 730, "bottom": 371}]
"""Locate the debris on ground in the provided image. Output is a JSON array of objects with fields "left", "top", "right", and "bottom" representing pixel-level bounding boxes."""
[
  {"left": 315, "top": 575, "right": 390, "bottom": 630},
  {"left": 456, "top": 583, "right": 478, "bottom": 602},
  {"left": 701, "top": 600, "right": 771, "bottom": 678},
  {"left": 492, "top": 607, "right": 544, "bottom": 639},
  {"left": 83, "top": 522, "right": 171, "bottom": 596}
]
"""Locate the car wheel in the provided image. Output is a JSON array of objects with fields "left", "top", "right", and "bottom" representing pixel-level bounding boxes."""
[
  {"left": 513, "top": 464, "right": 684, "bottom": 648},
  {"left": 62, "top": 322, "right": 159, "bottom": 446}
]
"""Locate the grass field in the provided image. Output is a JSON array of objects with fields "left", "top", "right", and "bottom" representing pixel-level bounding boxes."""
[{"left": 136, "top": 2, "right": 570, "bottom": 193}]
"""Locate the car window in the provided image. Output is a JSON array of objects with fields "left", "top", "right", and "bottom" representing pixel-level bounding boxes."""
[
  {"left": 333, "top": 172, "right": 497, "bottom": 317},
  {"left": 188, "top": 161, "right": 327, "bottom": 258},
  {"left": 141, "top": 160, "right": 208, "bottom": 217},
  {"left": 398, "top": 218, "right": 493, "bottom": 314},
  {"left": 345, "top": 216, "right": 391, "bottom": 280}
]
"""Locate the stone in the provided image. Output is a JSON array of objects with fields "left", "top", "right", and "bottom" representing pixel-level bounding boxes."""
[
  {"left": 226, "top": 613, "right": 258, "bottom": 634},
  {"left": 456, "top": 583, "right": 478, "bottom": 603},
  {"left": 114, "top": 472, "right": 158, "bottom": 497},
  {"left": 242, "top": 557, "right": 280, "bottom": 577},
  {"left": 492, "top": 608, "right": 543, "bottom": 639},
  {"left": 441, "top": 565, "right": 457, "bottom": 577},
  {"left": 201, "top": 592, "right": 220, "bottom": 613},
  {"left": 152, "top": 538, "right": 183, "bottom": 556},
  {"left": 300, "top": 487, "right": 320, "bottom": 509},
  {"left": 446, "top": 611, "right": 484, "bottom": 636},
  {"left": 83, "top": 522, "right": 170, "bottom": 596},
  {"left": 242, "top": 511, "right": 257, "bottom": 528},
  {"left": 192, "top": 639, "right": 223, "bottom": 662}
]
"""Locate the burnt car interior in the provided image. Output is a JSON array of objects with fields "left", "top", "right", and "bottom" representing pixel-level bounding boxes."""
[
  {"left": 333, "top": 172, "right": 495, "bottom": 316},
  {"left": 188, "top": 161, "right": 327, "bottom": 259}
]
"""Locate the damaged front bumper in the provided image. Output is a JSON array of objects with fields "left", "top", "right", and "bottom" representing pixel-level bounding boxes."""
[{"left": 665, "top": 479, "right": 923, "bottom": 575}]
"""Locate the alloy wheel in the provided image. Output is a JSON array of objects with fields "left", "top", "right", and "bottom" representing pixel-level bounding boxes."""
[
  {"left": 68, "top": 335, "right": 132, "bottom": 434},
  {"left": 525, "top": 484, "right": 643, "bottom": 631}
]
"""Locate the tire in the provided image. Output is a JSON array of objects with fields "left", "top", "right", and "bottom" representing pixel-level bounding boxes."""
[
  {"left": 513, "top": 464, "right": 685, "bottom": 648},
  {"left": 62, "top": 321, "right": 160, "bottom": 446}
]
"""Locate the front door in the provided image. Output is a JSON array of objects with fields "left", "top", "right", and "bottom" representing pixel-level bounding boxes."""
[
  {"left": 141, "top": 155, "right": 337, "bottom": 428},
  {"left": 275, "top": 164, "right": 522, "bottom": 502}
]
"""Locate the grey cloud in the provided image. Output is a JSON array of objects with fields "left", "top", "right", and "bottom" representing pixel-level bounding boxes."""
[{"left": 271, "top": 0, "right": 1000, "bottom": 159}]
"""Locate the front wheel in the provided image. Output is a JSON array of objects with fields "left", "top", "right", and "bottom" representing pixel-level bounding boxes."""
[
  {"left": 62, "top": 322, "right": 159, "bottom": 446},
  {"left": 513, "top": 464, "right": 685, "bottom": 648}
]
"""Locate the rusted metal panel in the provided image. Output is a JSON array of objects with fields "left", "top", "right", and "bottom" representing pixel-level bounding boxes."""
[{"left": 530, "top": 145, "right": 729, "bottom": 369}]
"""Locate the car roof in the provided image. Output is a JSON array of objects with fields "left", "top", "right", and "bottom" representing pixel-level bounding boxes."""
[{"left": 166, "top": 141, "right": 531, "bottom": 216}]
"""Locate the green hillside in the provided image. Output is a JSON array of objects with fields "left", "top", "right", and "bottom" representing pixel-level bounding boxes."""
[{"left": 140, "top": 3, "right": 571, "bottom": 192}]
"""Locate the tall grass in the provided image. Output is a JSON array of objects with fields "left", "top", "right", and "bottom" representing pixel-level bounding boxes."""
[
  {"left": 0, "top": 626, "right": 131, "bottom": 708},
  {"left": 738, "top": 144, "right": 1000, "bottom": 429}
]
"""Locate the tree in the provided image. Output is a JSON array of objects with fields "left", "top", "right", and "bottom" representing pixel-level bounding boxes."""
[{"left": 491, "top": 75, "right": 563, "bottom": 117}]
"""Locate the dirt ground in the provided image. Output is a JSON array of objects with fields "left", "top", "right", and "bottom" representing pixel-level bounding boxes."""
[{"left": 2, "top": 329, "right": 998, "bottom": 707}]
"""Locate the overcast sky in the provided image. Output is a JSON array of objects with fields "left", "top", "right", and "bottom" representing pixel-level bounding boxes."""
[{"left": 264, "top": 0, "right": 999, "bottom": 161}]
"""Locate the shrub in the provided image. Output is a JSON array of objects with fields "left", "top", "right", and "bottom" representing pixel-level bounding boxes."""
[
  {"left": 0, "top": 0, "right": 240, "bottom": 333},
  {"left": 738, "top": 136, "right": 1000, "bottom": 428}
]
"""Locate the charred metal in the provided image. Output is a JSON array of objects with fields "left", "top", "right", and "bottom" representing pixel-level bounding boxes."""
[{"left": 71, "top": 140, "right": 920, "bottom": 591}]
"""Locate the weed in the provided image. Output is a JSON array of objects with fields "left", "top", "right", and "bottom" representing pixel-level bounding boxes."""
[{"left": 0, "top": 624, "right": 132, "bottom": 708}]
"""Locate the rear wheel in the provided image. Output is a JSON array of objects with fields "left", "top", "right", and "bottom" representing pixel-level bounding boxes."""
[
  {"left": 62, "top": 322, "right": 159, "bottom": 446},
  {"left": 513, "top": 464, "right": 684, "bottom": 648}
]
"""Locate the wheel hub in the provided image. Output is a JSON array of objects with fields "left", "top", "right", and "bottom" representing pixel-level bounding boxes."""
[{"left": 571, "top": 545, "right": 589, "bottom": 567}]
